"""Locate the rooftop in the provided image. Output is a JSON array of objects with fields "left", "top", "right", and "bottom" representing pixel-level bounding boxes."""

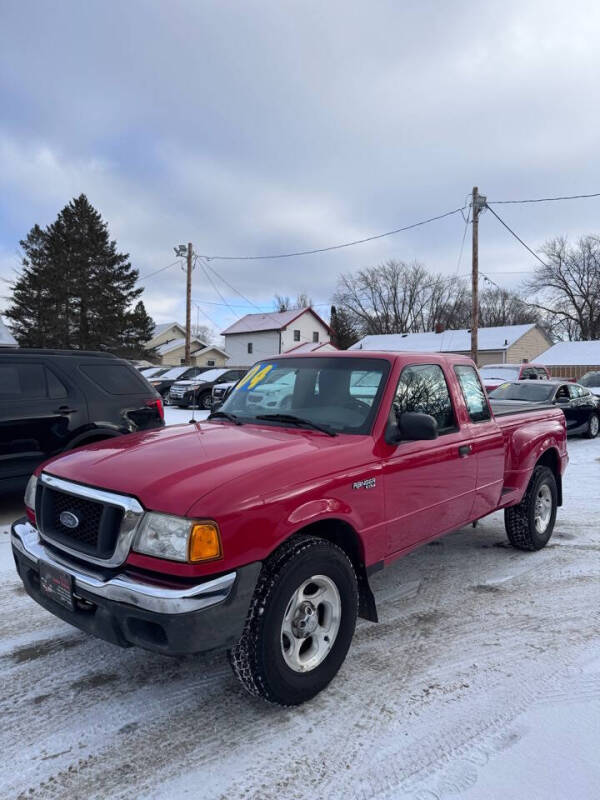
[
  {"left": 350, "top": 324, "right": 540, "bottom": 354},
  {"left": 0, "top": 316, "right": 17, "bottom": 347},
  {"left": 221, "top": 307, "right": 331, "bottom": 335},
  {"left": 535, "top": 340, "right": 600, "bottom": 365}
]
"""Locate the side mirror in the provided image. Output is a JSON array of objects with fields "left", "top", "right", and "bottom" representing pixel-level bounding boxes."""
[
  {"left": 555, "top": 395, "right": 569, "bottom": 404},
  {"left": 386, "top": 411, "right": 439, "bottom": 443}
]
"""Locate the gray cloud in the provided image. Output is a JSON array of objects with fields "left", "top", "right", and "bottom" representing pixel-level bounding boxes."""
[{"left": 2, "top": 0, "right": 600, "bottom": 333}]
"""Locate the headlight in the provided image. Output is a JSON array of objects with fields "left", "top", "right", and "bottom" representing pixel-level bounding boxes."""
[
  {"left": 134, "top": 512, "right": 222, "bottom": 562},
  {"left": 24, "top": 474, "right": 38, "bottom": 510}
]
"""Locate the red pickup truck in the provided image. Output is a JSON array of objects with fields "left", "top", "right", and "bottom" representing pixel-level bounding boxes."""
[{"left": 12, "top": 352, "right": 568, "bottom": 705}]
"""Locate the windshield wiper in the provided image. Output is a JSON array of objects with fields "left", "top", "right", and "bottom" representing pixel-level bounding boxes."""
[
  {"left": 207, "top": 410, "right": 243, "bottom": 425},
  {"left": 255, "top": 413, "right": 337, "bottom": 437}
]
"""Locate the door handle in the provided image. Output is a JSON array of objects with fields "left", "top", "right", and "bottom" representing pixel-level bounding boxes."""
[
  {"left": 458, "top": 444, "right": 472, "bottom": 457},
  {"left": 54, "top": 406, "right": 77, "bottom": 414}
]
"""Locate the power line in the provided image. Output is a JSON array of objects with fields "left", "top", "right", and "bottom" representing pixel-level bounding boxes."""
[
  {"left": 484, "top": 204, "right": 550, "bottom": 268},
  {"left": 488, "top": 191, "right": 600, "bottom": 205},
  {"left": 196, "top": 206, "right": 466, "bottom": 261},
  {"left": 197, "top": 256, "right": 243, "bottom": 321},
  {"left": 138, "top": 259, "right": 182, "bottom": 281},
  {"left": 454, "top": 204, "right": 471, "bottom": 277}
]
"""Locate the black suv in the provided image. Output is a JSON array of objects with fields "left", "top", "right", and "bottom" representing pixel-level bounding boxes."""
[
  {"left": 147, "top": 365, "right": 210, "bottom": 404},
  {"left": 170, "top": 368, "right": 247, "bottom": 409},
  {"left": 0, "top": 349, "right": 164, "bottom": 493}
]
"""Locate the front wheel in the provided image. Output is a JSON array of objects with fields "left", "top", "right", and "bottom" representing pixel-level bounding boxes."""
[
  {"left": 198, "top": 391, "right": 213, "bottom": 410},
  {"left": 229, "top": 536, "right": 358, "bottom": 705},
  {"left": 585, "top": 412, "right": 599, "bottom": 439},
  {"left": 504, "top": 465, "right": 557, "bottom": 551}
]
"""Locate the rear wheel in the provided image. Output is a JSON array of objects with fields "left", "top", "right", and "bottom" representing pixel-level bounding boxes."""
[
  {"left": 585, "top": 412, "right": 599, "bottom": 439},
  {"left": 504, "top": 465, "right": 557, "bottom": 551},
  {"left": 229, "top": 535, "right": 358, "bottom": 705}
]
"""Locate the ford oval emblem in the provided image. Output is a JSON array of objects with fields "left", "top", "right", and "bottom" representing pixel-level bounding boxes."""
[{"left": 60, "top": 511, "right": 80, "bottom": 529}]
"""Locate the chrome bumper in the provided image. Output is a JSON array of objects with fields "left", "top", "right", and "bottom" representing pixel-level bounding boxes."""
[{"left": 11, "top": 520, "right": 236, "bottom": 615}]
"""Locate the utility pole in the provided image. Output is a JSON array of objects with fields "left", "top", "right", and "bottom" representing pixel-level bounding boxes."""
[
  {"left": 185, "top": 242, "right": 193, "bottom": 363},
  {"left": 470, "top": 187, "right": 486, "bottom": 365}
]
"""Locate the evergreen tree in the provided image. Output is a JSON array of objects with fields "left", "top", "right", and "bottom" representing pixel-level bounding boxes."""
[
  {"left": 6, "top": 195, "right": 147, "bottom": 353},
  {"left": 120, "top": 301, "right": 155, "bottom": 358},
  {"left": 329, "top": 305, "right": 359, "bottom": 350}
]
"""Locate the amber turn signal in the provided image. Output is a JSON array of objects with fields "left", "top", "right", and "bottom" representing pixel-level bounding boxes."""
[{"left": 188, "top": 522, "right": 222, "bottom": 562}]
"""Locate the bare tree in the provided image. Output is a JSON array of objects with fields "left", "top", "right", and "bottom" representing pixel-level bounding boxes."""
[
  {"left": 333, "top": 260, "right": 469, "bottom": 335},
  {"left": 478, "top": 286, "right": 540, "bottom": 327},
  {"left": 273, "top": 292, "right": 313, "bottom": 312},
  {"left": 524, "top": 236, "right": 600, "bottom": 340}
]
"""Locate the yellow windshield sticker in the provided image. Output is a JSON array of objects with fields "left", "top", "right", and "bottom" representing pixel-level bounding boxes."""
[{"left": 235, "top": 363, "right": 276, "bottom": 391}]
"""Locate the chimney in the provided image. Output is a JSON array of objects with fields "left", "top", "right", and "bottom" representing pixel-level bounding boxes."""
[{"left": 434, "top": 323, "right": 444, "bottom": 334}]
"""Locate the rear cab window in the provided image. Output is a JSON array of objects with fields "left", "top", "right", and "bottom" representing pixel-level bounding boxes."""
[{"left": 455, "top": 365, "right": 491, "bottom": 422}]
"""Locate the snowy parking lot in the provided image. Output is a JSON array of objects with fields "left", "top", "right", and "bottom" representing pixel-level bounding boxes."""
[{"left": 0, "top": 422, "right": 598, "bottom": 799}]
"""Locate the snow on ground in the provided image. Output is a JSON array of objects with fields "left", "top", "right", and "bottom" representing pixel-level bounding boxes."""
[
  {"left": 0, "top": 435, "right": 598, "bottom": 799},
  {"left": 163, "top": 405, "right": 210, "bottom": 426}
]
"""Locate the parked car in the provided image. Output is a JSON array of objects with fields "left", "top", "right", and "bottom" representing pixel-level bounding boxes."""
[
  {"left": 0, "top": 349, "right": 164, "bottom": 493},
  {"left": 479, "top": 362, "right": 551, "bottom": 393},
  {"left": 211, "top": 380, "right": 237, "bottom": 409},
  {"left": 13, "top": 352, "right": 568, "bottom": 705},
  {"left": 170, "top": 368, "right": 247, "bottom": 409},
  {"left": 489, "top": 379, "right": 599, "bottom": 438},
  {"left": 148, "top": 365, "right": 210, "bottom": 403},
  {"left": 140, "top": 366, "right": 169, "bottom": 378},
  {"left": 579, "top": 370, "right": 600, "bottom": 397}
]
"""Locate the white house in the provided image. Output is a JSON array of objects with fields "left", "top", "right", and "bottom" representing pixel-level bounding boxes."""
[
  {"left": 535, "top": 340, "right": 600, "bottom": 380},
  {"left": 221, "top": 308, "right": 333, "bottom": 366},
  {"left": 350, "top": 324, "right": 551, "bottom": 367},
  {"left": 0, "top": 316, "right": 17, "bottom": 347},
  {"left": 145, "top": 321, "right": 229, "bottom": 367}
]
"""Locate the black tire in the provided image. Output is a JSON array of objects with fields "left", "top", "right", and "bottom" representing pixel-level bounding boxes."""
[
  {"left": 584, "top": 412, "right": 599, "bottom": 439},
  {"left": 161, "top": 391, "right": 172, "bottom": 407},
  {"left": 504, "top": 465, "right": 557, "bottom": 551},
  {"left": 198, "top": 391, "right": 212, "bottom": 410},
  {"left": 229, "top": 535, "right": 358, "bottom": 706}
]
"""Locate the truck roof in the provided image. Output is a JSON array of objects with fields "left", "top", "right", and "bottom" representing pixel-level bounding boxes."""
[{"left": 275, "top": 349, "right": 475, "bottom": 365}]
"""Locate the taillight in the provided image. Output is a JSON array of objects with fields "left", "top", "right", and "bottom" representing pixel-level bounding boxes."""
[{"left": 146, "top": 396, "right": 164, "bottom": 421}]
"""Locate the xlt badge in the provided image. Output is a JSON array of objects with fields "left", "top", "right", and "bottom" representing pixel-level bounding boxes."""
[{"left": 352, "top": 478, "right": 376, "bottom": 490}]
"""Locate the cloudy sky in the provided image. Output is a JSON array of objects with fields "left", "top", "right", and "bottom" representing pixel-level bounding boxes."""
[{"left": 1, "top": 0, "right": 600, "bottom": 337}]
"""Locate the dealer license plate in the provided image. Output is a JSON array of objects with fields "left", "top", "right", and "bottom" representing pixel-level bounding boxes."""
[{"left": 39, "top": 562, "right": 74, "bottom": 611}]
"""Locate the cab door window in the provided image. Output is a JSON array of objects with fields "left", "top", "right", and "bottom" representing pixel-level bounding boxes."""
[
  {"left": 393, "top": 364, "right": 456, "bottom": 433},
  {"left": 455, "top": 365, "right": 491, "bottom": 422}
]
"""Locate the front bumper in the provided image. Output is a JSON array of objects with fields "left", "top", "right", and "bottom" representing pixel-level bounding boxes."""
[{"left": 11, "top": 518, "right": 260, "bottom": 656}]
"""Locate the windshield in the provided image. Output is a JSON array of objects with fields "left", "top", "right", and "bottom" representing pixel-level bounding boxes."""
[
  {"left": 159, "top": 366, "right": 189, "bottom": 380},
  {"left": 142, "top": 366, "right": 167, "bottom": 378},
  {"left": 187, "top": 368, "right": 227, "bottom": 383},
  {"left": 488, "top": 382, "right": 555, "bottom": 402},
  {"left": 580, "top": 371, "right": 600, "bottom": 387},
  {"left": 480, "top": 366, "right": 520, "bottom": 381},
  {"left": 219, "top": 357, "right": 390, "bottom": 434}
]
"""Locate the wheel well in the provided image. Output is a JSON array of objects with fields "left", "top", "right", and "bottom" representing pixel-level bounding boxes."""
[
  {"left": 536, "top": 448, "right": 562, "bottom": 506},
  {"left": 287, "top": 519, "right": 378, "bottom": 623},
  {"left": 64, "top": 432, "right": 118, "bottom": 452}
]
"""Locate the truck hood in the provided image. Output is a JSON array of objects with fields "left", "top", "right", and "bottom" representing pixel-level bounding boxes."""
[{"left": 43, "top": 422, "right": 365, "bottom": 516}]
